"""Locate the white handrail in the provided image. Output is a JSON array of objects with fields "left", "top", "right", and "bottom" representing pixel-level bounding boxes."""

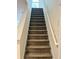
[{"left": 45, "top": 9, "right": 58, "bottom": 47}]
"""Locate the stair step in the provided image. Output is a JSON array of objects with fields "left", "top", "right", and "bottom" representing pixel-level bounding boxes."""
[
  {"left": 32, "top": 8, "right": 43, "bottom": 9},
  {"left": 29, "top": 30, "right": 47, "bottom": 32},
  {"left": 27, "top": 43, "right": 49, "bottom": 46},
  {"left": 25, "top": 53, "right": 52, "bottom": 58},
  {"left": 29, "top": 30, "right": 47, "bottom": 31},
  {"left": 31, "top": 15, "right": 44, "bottom": 18},
  {"left": 29, "top": 26, "right": 46, "bottom": 30},
  {"left": 30, "top": 21, "right": 45, "bottom": 24},
  {"left": 28, "top": 39, "right": 48, "bottom": 40},
  {"left": 30, "top": 19, "right": 45, "bottom": 22},
  {"left": 27, "top": 40, "right": 49, "bottom": 46},
  {"left": 30, "top": 22, "right": 46, "bottom": 26},
  {"left": 27, "top": 45, "right": 50, "bottom": 48},
  {"left": 31, "top": 13, "right": 44, "bottom": 15},
  {"left": 30, "top": 22, "right": 45, "bottom": 24},
  {"left": 30, "top": 18, "right": 44, "bottom": 20},
  {"left": 31, "top": 15, "right": 44, "bottom": 17},
  {"left": 28, "top": 34, "right": 48, "bottom": 39},
  {"left": 30, "top": 20, "right": 45, "bottom": 22},
  {"left": 29, "top": 30, "right": 47, "bottom": 34},
  {"left": 25, "top": 57, "right": 52, "bottom": 59},
  {"left": 32, "top": 10, "right": 43, "bottom": 11},
  {"left": 31, "top": 15, "right": 44, "bottom": 16},
  {"left": 28, "top": 39, "right": 49, "bottom": 42},
  {"left": 30, "top": 21, "right": 45, "bottom": 23},
  {"left": 31, "top": 17, "right": 44, "bottom": 19},
  {"left": 26, "top": 47, "right": 50, "bottom": 53},
  {"left": 32, "top": 9, "right": 43, "bottom": 10},
  {"left": 32, "top": 11, "right": 43, "bottom": 12},
  {"left": 32, "top": 12, "right": 43, "bottom": 13},
  {"left": 29, "top": 26, "right": 46, "bottom": 27},
  {"left": 30, "top": 23, "right": 45, "bottom": 26},
  {"left": 26, "top": 46, "right": 51, "bottom": 54},
  {"left": 30, "top": 19, "right": 45, "bottom": 21},
  {"left": 28, "top": 36, "right": 48, "bottom": 39},
  {"left": 28, "top": 34, "right": 48, "bottom": 36},
  {"left": 32, "top": 10, "right": 43, "bottom": 12},
  {"left": 26, "top": 51, "right": 51, "bottom": 54}
]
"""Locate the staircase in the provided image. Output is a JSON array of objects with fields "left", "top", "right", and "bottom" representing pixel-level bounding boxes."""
[{"left": 24, "top": 8, "right": 52, "bottom": 59}]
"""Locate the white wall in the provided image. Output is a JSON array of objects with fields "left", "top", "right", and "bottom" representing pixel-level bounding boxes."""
[
  {"left": 17, "top": 0, "right": 28, "bottom": 59},
  {"left": 17, "top": 0, "right": 28, "bottom": 25},
  {"left": 43, "top": 0, "right": 61, "bottom": 59},
  {"left": 17, "top": 0, "right": 32, "bottom": 59},
  {"left": 39, "top": 0, "right": 44, "bottom": 8}
]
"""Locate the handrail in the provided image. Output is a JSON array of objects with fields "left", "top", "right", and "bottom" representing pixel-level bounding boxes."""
[{"left": 45, "top": 9, "right": 58, "bottom": 47}]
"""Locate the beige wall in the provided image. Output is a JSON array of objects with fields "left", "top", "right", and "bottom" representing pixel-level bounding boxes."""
[
  {"left": 17, "top": 0, "right": 32, "bottom": 59},
  {"left": 44, "top": 0, "right": 61, "bottom": 42},
  {"left": 43, "top": 0, "right": 61, "bottom": 59}
]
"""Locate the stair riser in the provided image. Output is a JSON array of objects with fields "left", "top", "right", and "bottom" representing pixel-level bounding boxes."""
[
  {"left": 25, "top": 57, "right": 52, "bottom": 59},
  {"left": 30, "top": 19, "right": 44, "bottom": 21},
  {"left": 32, "top": 11, "right": 43, "bottom": 12},
  {"left": 27, "top": 41, "right": 49, "bottom": 43},
  {"left": 31, "top": 12, "right": 43, "bottom": 13},
  {"left": 28, "top": 36, "right": 48, "bottom": 40},
  {"left": 32, "top": 13, "right": 44, "bottom": 15},
  {"left": 29, "top": 31, "right": 47, "bottom": 34},
  {"left": 32, "top": 9, "right": 43, "bottom": 10},
  {"left": 26, "top": 52, "right": 51, "bottom": 54},
  {"left": 30, "top": 18, "right": 44, "bottom": 20},
  {"left": 27, "top": 42, "right": 49, "bottom": 46},
  {"left": 30, "top": 24, "right": 45, "bottom": 26},
  {"left": 31, "top": 17, "right": 44, "bottom": 19},
  {"left": 27, "top": 44, "right": 49, "bottom": 46},
  {"left": 31, "top": 16, "right": 44, "bottom": 19},
  {"left": 31, "top": 11, "right": 43, "bottom": 12},
  {"left": 30, "top": 21, "right": 45, "bottom": 23},
  {"left": 31, "top": 14, "right": 44, "bottom": 17},
  {"left": 28, "top": 33, "right": 48, "bottom": 37},
  {"left": 31, "top": 13, "right": 43, "bottom": 14},
  {"left": 28, "top": 39, "right": 48, "bottom": 40},
  {"left": 26, "top": 51, "right": 50, "bottom": 54},
  {"left": 31, "top": 16, "right": 44, "bottom": 17},
  {"left": 29, "top": 27, "right": 46, "bottom": 30},
  {"left": 30, "top": 23, "right": 45, "bottom": 25},
  {"left": 28, "top": 36, "right": 48, "bottom": 39},
  {"left": 30, "top": 22, "right": 45, "bottom": 24},
  {"left": 30, "top": 20, "right": 45, "bottom": 22},
  {"left": 30, "top": 21, "right": 45, "bottom": 22},
  {"left": 26, "top": 49, "right": 50, "bottom": 53},
  {"left": 26, "top": 48, "right": 50, "bottom": 50}
]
